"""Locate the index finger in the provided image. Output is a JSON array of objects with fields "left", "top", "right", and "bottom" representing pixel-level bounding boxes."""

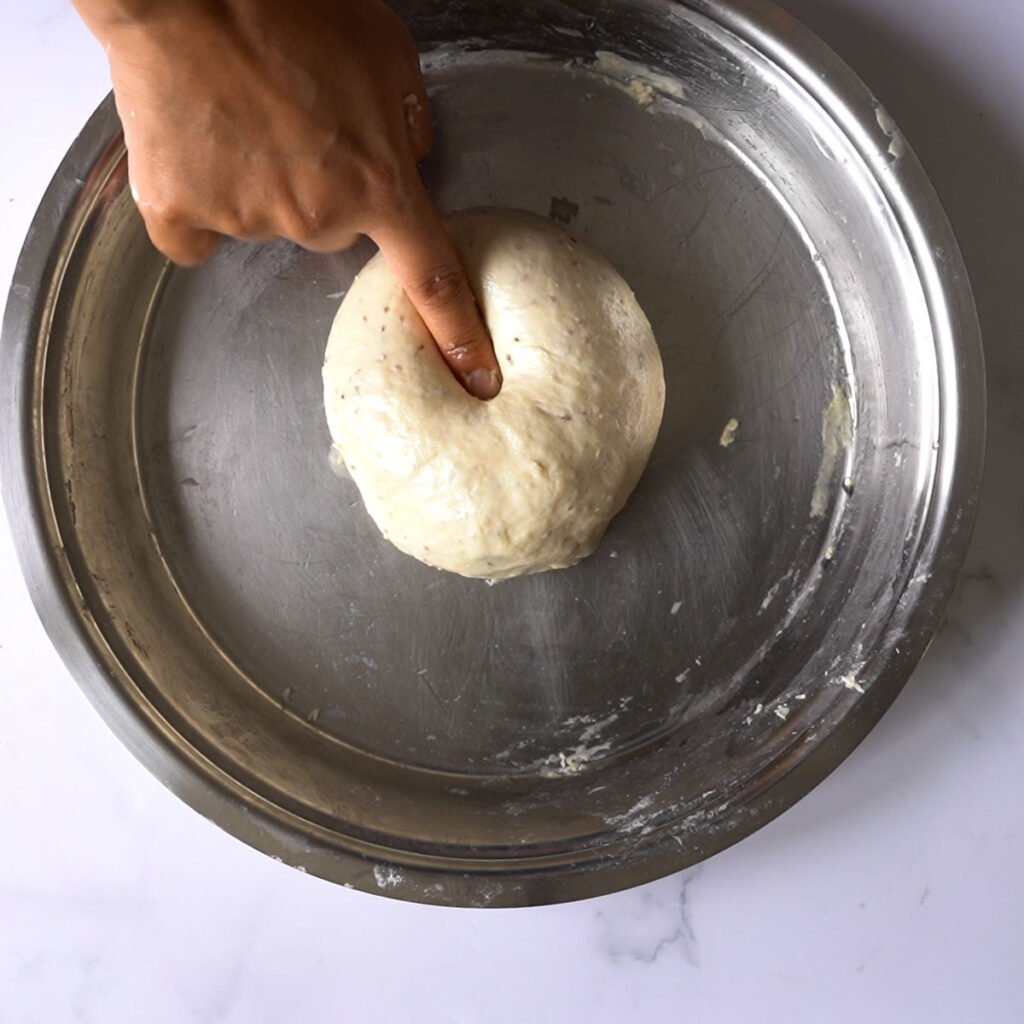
[{"left": 372, "top": 184, "right": 502, "bottom": 400}]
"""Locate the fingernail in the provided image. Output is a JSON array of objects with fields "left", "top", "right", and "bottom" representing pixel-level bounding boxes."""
[{"left": 465, "top": 368, "right": 501, "bottom": 400}]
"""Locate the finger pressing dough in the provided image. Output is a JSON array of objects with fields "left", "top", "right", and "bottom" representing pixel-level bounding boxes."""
[{"left": 322, "top": 209, "right": 665, "bottom": 580}]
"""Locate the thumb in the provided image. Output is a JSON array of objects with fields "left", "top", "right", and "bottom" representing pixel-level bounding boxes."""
[{"left": 372, "top": 185, "right": 501, "bottom": 400}]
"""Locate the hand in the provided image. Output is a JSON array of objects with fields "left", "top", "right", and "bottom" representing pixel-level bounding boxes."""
[{"left": 73, "top": 0, "right": 501, "bottom": 398}]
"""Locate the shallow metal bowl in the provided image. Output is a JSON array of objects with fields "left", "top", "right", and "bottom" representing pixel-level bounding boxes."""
[{"left": 1, "top": 0, "right": 984, "bottom": 906}]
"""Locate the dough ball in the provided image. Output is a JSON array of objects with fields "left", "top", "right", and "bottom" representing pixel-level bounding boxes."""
[{"left": 322, "top": 209, "right": 665, "bottom": 580}]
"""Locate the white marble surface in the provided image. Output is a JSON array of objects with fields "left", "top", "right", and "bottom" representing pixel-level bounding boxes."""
[{"left": 1, "top": 1, "right": 1021, "bottom": 1021}]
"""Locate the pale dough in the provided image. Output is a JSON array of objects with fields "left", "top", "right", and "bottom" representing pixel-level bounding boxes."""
[{"left": 322, "top": 209, "right": 665, "bottom": 579}]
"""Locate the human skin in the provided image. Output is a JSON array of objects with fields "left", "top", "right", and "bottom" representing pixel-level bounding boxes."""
[{"left": 71, "top": 0, "right": 501, "bottom": 398}]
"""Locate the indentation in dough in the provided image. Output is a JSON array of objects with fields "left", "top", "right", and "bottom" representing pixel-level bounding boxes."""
[{"left": 322, "top": 209, "right": 666, "bottom": 579}]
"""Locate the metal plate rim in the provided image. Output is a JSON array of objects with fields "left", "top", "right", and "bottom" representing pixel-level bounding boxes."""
[{"left": 0, "top": 0, "right": 986, "bottom": 907}]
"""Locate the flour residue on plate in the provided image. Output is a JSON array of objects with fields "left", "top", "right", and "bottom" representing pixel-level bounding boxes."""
[
  {"left": 719, "top": 417, "right": 740, "bottom": 447},
  {"left": 373, "top": 864, "right": 404, "bottom": 888},
  {"left": 490, "top": 699, "right": 633, "bottom": 776},
  {"left": 538, "top": 708, "right": 620, "bottom": 777},
  {"left": 840, "top": 673, "right": 865, "bottom": 694},
  {"left": 874, "top": 102, "right": 906, "bottom": 162},
  {"left": 811, "top": 384, "right": 853, "bottom": 518},
  {"left": 538, "top": 701, "right": 632, "bottom": 777},
  {"left": 758, "top": 565, "right": 798, "bottom": 613},
  {"left": 588, "top": 51, "right": 689, "bottom": 107},
  {"left": 575, "top": 51, "right": 731, "bottom": 153}
]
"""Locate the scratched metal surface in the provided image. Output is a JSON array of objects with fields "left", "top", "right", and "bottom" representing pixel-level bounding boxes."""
[{"left": 0, "top": 0, "right": 984, "bottom": 905}]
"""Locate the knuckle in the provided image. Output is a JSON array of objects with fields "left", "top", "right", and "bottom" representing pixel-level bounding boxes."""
[
  {"left": 215, "top": 211, "right": 248, "bottom": 239},
  {"left": 144, "top": 188, "right": 186, "bottom": 226},
  {"left": 443, "top": 335, "right": 488, "bottom": 362},
  {"left": 281, "top": 203, "right": 321, "bottom": 245},
  {"left": 408, "top": 115, "right": 433, "bottom": 161},
  {"left": 154, "top": 238, "right": 199, "bottom": 266},
  {"left": 283, "top": 197, "right": 354, "bottom": 249},
  {"left": 412, "top": 265, "right": 471, "bottom": 309},
  {"left": 411, "top": 137, "right": 430, "bottom": 162},
  {"left": 147, "top": 198, "right": 182, "bottom": 226},
  {"left": 287, "top": 220, "right": 317, "bottom": 246},
  {"left": 365, "top": 160, "right": 405, "bottom": 208},
  {"left": 301, "top": 231, "right": 360, "bottom": 254},
  {"left": 169, "top": 250, "right": 203, "bottom": 268},
  {"left": 146, "top": 221, "right": 216, "bottom": 267}
]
